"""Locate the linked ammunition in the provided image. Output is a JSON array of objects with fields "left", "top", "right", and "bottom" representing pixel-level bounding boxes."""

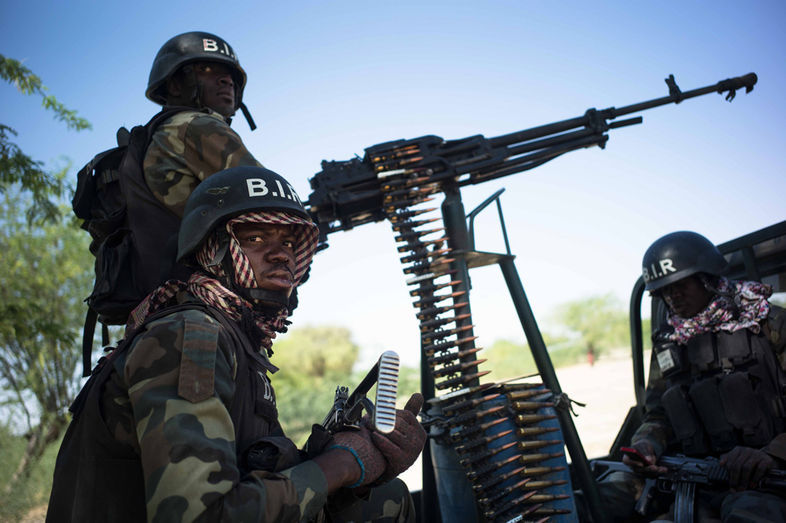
[
  {"left": 409, "top": 279, "right": 461, "bottom": 297},
  {"left": 384, "top": 195, "right": 435, "bottom": 213},
  {"left": 394, "top": 226, "right": 445, "bottom": 242},
  {"left": 400, "top": 248, "right": 452, "bottom": 265},
  {"left": 525, "top": 493, "right": 571, "bottom": 504},
  {"left": 482, "top": 491, "right": 538, "bottom": 518},
  {"left": 412, "top": 290, "right": 466, "bottom": 309},
  {"left": 371, "top": 144, "right": 419, "bottom": 162},
  {"left": 441, "top": 392, "right": 500, "bottom": 415},
  {"left": 453, "top": 428, "right": 512, "bottom": 453},
  {"left": 487, "top": 491, "right": 542, "bottom": 519},
  {"left": 497, "top": 504, "right": 545, "bottom": 522},
  {"left": 422, "top": 334, "right": 476, "bottom": 355},
  {"left": 516, "top": 439, "right": 562, "bottom": 451},
  {"left": 529, "top": 507, "right": 573, "bottom": 516},
  {"left": 397, "top": 236, "right": 447, "bottom": 252},
  {"left": 388, "top": 207, "right": 437, "bottom": 223},
  {"left": 422, "top": 324, "right": 475, "bottom": 343},
  {"left": 432, "top": 359, "right": 486, "bottom": 379},
  {"left": 459, "top": 441, "right": 517, "bottom": 467},
  {"left": 445, "top": 404, "right": 505, "bottom": 427},
  {"left": 516, "top": 426, "right": 560, "bottom": 438},
  {"left": 521, "top": 479, "right": 568, "bottom": 490},
  {"left": 515, "top": 413, "right": 557, "bottom": 425},
  {"left": 403, "top": 257, "right": 455, "bottom": 276},
  {"left": 406, "top": 269, "right": 457, "bottom": 286},
  {"left": 417, "top": 302, "right": 468, "bottom": 321},
  {"left": 506, "top": 389, "right": 551, "bottom": 402},
  {"left": 382, "top": 176, "right": 429, "bottom": 192},
  {"left": 391, "top": 216, "right": 440, "bottom": 231},
  {"left": 426, "top": 346, "right": 482, "bottom": 366},
  {"left": 516, "top": 451, "right": 564, "bottom": 465},
  {"left": 511, "top": 401, "right": 555, "bottom": 411},
  {"left": 435, "top": 370, "right": 491, "bottom": 390},
  {"left": 450, "top": 416, "right": 507, "bottom": 443},
  {"left": 477, "top": 477, "right": 533, "bottom": 506},
  {"left": 505, "top": 382, "right": 545, "bottom": 392},
  {"left": 466, "top": 454, "right": 520, "bottom": 480},
  {"left": 471, "top": 465, "right": 529, "bottom": 493}
]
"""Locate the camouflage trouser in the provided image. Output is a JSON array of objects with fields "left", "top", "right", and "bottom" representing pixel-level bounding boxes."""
[
  {"left": 577, "top": 470, "right": 786, "bottom": 522},
  {"left": 325, "top": 479, "right": 415, "bottom": 523}
]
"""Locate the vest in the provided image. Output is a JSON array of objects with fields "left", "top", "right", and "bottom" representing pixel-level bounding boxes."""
[
  {"left": 656, "top": 323, "right": 786, "bottom": 456},
  {"left": 46, "top": 304, "right": 296, "bottom": 522}
]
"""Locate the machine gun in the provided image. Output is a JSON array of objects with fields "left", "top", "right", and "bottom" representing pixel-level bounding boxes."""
[
  {"left": 307, "top": 72, "right": 757, "bottom": 248},
  {"left": 304, "top": 73, "right": 758, "bottom": 522},
  {"left": 593, "top": 453, "right": 786, "bottom": 522},
  {"left": 322, "top": 350, "right": 400, "bottom": 434}
]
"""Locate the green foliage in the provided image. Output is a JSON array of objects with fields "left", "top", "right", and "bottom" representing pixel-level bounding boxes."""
[
  {"left": 0, "top": 191, "right": 93, "bottom": 502},
  {"left": 0, "top": 424, "right": 60, "bottom": 521},
  {"left": 272, "top": 326, "right": 360, "bottom": 444},
  {"left": 554, "top": 293, "right": 630, "bottom": 358},
  {"left": 0, "top": 54, "right": 90, "bottom": 223},
  {"left": 0, "top": 55, "right": 90, "bottom": 131}
]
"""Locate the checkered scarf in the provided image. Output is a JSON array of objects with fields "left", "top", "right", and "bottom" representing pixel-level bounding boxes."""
[
  {"left": 667, "top": 277, "right": 772, "bottom": 344},
  {"left": 128, "top": 210, "right": 318, "bottom": 352}
]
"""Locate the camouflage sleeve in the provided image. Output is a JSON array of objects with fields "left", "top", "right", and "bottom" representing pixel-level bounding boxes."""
[
  {"left": 122, "top": 309, "right": 328, "bottom": 522},
  {"left": 143, "top": 110, "right": 263, "bottom": 217},
  {"left": 630, "top": 346, "right": 672, "bottom": 456}
]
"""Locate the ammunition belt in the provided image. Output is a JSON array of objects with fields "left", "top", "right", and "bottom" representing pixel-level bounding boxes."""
[{"left": 377, "top": 168, "right": 574, "bottom": 522}]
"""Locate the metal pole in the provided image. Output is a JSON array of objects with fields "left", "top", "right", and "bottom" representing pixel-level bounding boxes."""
[{"left": 498, "top": 257, "right": 609, "bottom": 523}]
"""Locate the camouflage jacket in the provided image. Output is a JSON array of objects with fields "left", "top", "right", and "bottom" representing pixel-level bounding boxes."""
[
  {"left": 632, "top": 304, "right": 786, "bottom": 458},
  {"left": 100, "top": 302, "right": 329, "bottom": 522},
  {"left": 143, "top": 109, "right": 262, "bottom": 217}
]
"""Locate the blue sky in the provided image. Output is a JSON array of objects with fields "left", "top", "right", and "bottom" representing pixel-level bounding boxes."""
[{"left": 2, "top": 1, "right": 785, "bottom": 366}]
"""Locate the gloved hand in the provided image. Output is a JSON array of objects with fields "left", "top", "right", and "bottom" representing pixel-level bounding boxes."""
[
  {"left": 720, "top": 445, "right": 775, "bottom": 490},
  {"left": 331, "top": 424, "right": 386, "bottom": 488},
  {"left": 370, "top": 393, "right": 427, "bottom": 483},
  {"left": 623, "top": 440, "right": 667, "bottom": 475}
]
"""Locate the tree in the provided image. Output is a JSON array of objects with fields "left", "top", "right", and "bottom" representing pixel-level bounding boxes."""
[
  {"left": 270, "top": 326, "right": 360, "bottom": 443},
  {"left": 555, "top": 293, "right": 630, "bottom": 363},
  {"left": 0, "top": 54, "right": 90, "bottom": 223},
  {"left": 0, "top": 192, "right": 93, "bottom": 500},
  {"left": 0, "top": 55, "right": 92, "bottom": 505}
]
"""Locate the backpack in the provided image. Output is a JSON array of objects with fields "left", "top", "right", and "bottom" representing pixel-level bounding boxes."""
[{"left": 72, "top": 107, "right": 190, "bottom": 375}]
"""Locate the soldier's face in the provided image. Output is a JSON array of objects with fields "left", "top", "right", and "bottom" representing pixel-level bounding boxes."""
[
  {"left": 192, "top": 62, "right": 237, "bottom": 117},
  {"left": 234, "top": 223, "right": 297, "bottom": 298},
  {"left": 660, "top": 275, "right": 714, "bottom": 318}
]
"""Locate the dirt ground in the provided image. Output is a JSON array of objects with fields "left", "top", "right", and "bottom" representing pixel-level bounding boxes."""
[{"left": 400, "top": 349, "right": 639, "bottom": 490}]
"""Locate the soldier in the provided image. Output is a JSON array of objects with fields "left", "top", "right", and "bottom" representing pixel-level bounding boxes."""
[
  {"left": 589, "top": 231, "right": 786, "bottom": 521},
  {"left": 47, "top": 166, "right": 427, "bottom": 522},
  {"left": 144, "top": 30, "right": 262, "bottom": 218}
]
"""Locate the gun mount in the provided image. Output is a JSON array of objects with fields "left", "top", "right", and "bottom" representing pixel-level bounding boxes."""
[{"left": 304, "top": 73, "right": 758, "bottom": 523}]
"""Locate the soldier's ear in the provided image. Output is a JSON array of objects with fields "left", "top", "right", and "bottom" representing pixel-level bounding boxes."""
[{"left": 165, "top": 75, "right": 183, "bottom": 99}]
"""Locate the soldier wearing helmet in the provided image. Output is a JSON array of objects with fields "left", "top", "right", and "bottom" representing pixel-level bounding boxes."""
[
  {"left": 143, "top": 31, "right": 263, "bottom": 219},
  {"left": 595, "top": 231, "right": 786, "bottom": 521},
  {"left": 47, "top": 167, "right": 426, "bottom": 522}
]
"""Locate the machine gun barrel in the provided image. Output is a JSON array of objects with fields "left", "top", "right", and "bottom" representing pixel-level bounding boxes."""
[{"left": 306, "top": 73, "right": 757, "bottom": 247}]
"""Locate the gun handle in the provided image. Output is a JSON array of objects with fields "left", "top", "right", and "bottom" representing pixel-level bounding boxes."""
[
  {"left": 634, "top": 477, "right": 656, "bottom": 516},
  {"left": 373, "top": 350, "right": 399, "bottom": 433}
]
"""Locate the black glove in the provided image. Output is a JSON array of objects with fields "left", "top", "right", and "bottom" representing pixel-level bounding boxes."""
[
  {"left": 721, "top": 445, "right": 775, "bottom": 490},
  {"left": 370, "top": 393, "right": 427, "bottom": 483}
]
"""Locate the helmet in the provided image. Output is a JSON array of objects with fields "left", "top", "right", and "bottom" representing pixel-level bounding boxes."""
[
  {"left": 146, "top": 31, "right": 247, "bottom": 110},
  {"left": 178, "top": 166, "right": 310, "bottom": 262},
  {"left": 642, "top": 231, "right": 728, "bottom": 292}
]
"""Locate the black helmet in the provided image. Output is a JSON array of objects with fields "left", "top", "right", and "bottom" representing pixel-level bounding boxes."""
[
  {"left": 642, "top": 231, "right": 728, "bottom": 292},
  {"left": 178, "top": 166, "right": 310, "bottom": 262},
  {"left": 146, "top": 31, "right": 247, "bottom": 110}
]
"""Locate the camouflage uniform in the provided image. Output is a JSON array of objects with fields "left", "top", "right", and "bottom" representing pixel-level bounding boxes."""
[
  {"left": 143, "top": 109, "right": 262, "bottom": 217},
  {"left": 585, "top": 305, "right": 786, "bottom": 522},
  {"left": 47, "top": 296, "right": 414, "bottom": 522}
]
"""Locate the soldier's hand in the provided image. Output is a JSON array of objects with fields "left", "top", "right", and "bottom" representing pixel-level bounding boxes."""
[
  {"left": 330, "top": 425, "right": 387, "bottom": 488},
  {"left": 720, "top": 446, "right": 774, "bottom": 490},
  {"left": 623, "top": 441, "right": 667, "bottom": 475},
  {"left": 370, "top": 393, "right": 427, "bottom": 483}
]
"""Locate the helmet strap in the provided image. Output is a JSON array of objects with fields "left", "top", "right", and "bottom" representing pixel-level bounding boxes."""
[{"left": 239, "top": 102, "right": 257, "bottom": 131}]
